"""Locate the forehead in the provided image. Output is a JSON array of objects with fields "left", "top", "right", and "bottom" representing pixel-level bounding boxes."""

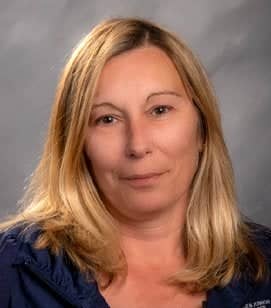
[{"left": 94, "top": 46, "right": 187, "bottom": 100}]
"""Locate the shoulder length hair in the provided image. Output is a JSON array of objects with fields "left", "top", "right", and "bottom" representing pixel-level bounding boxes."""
[{"left": 1, "top": 17, "right": 268, "bottom": 292}]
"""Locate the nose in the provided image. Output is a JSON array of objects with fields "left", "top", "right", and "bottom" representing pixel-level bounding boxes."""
[{"left": 125, "top": 118, "right": 152, "bottom": 159}]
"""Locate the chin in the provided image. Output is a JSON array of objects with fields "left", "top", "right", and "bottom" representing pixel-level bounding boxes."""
[{"left": 121, "top": 197, "right": 175, "bottom": 218}]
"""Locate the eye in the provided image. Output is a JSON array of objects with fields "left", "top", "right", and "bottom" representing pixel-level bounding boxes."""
[
  {"left": 94, "top": 115, "right": 117, "bottom": 125},
  {"left": 151, "top": 105, "right": 172, "bottom": 116}
]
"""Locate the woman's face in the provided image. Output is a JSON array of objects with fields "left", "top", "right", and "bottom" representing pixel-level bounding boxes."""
[{"left": 84, "top": 46, "right": 202, "bottom": 221}]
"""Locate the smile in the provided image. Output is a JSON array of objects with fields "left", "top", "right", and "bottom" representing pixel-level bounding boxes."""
[{"left": 121, "top": 171, "right": 167, "bottom": 188}]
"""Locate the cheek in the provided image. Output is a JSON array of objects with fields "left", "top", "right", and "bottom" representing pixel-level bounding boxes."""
[
  {"left": 153, "top": 118, "right": 200, "bottom": 160},
  {"left": 84, "top": 131, "right": 123, "bottom": 181},
  {"left": 158, "top": 123, "right": 200, "bottom": 199},
  {"left": 156, "top": 119, "right": 201, "bottom": 196}
]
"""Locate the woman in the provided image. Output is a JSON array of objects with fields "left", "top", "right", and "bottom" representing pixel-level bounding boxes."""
[{"left": 0, "top": 17, "right": 270, "bottom": 308}]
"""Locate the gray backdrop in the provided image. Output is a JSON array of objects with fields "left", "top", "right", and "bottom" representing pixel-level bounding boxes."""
[{"left": 1, "top": 0, "right": 270, "bottom": 226}]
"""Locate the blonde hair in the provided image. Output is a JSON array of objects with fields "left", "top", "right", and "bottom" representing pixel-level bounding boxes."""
[{"left": 1, "top": 17, "right": 268, "bottom": 292}]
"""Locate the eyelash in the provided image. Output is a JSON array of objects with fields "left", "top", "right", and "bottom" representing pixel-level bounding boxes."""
[
  {"left": 94, "top": 105, "right": 173, "bottom": 125},
  {"left": 151, "top": 105, "right": 173, "bottom": 116}
]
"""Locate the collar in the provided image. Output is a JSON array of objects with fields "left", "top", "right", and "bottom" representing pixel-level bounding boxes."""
[{"left": 9, "top": 226, "right": 109, "bottom": 308}]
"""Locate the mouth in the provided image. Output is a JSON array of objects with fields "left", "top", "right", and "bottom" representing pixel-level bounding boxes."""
[
  {"left": 121, "top": 171, "right": 167, "bottom": 188},
  {"left": 124, "top": 172, "right": 164, "bottom": 180}
]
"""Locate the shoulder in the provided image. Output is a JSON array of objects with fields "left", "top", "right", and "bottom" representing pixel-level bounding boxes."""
[
  {"left": 0, "top": 223, "right": 42, "bottom": 265},
  {"left": 0, "top": 224, "right": 43, "bottom": 286},
  {"left": 0, "top": 223, "right": 78, "bottom": 284},
  {"left": 207, "top": 222, "right": 271, "bottom": 307},
  {"left": 246, "top": 221, "right": 271, "bottom": 261},
  {"left": 0, "top": 224, "right": 108, "bottom": 308},
  {"left": 0, "top": 225, "right": 35, "bottom": 308},
  {"left": 0, "top": 224, "right": 31, "bottom": 265}
]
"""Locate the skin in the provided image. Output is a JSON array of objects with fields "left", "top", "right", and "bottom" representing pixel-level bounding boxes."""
[{"left": 84, "top": 46, "right": 205, "bottom": 307}]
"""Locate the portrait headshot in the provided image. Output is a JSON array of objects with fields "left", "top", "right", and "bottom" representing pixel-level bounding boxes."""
[{"left": 0, "top": 1, "right": 271, "bottom": 308}]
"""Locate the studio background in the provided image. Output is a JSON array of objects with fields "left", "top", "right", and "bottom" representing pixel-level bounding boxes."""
[{"left": 0, "top": 0, "right": 270, "bottom": 226}]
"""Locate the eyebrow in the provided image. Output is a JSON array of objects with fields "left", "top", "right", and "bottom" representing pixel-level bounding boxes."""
[{"left": 92, "top": 90, "right": 182, "bottom": 110}]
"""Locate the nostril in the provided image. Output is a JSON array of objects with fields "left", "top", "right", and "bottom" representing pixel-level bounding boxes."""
[{"left": 126, "top": 148, "right": 151, "bottom": 159}]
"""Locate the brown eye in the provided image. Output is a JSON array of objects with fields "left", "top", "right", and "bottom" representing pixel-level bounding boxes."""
[
  {"left": 95, "top": 115, "right": 117, "bottom": 125},
  {"left": 151, "top": 105, "right": 172, "bottom": 116}
]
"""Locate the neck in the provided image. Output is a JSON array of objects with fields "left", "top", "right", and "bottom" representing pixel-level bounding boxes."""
[{"left": 115, "top": 202, "right": 187, "bottom": 269}]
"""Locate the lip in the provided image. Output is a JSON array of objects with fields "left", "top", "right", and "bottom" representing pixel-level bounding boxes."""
[
  {"left": 121, "top": 171, "right": 166, "bottom": 188},
  {"left": 124, "top": 172, "right": 164, "bottom": 180}
]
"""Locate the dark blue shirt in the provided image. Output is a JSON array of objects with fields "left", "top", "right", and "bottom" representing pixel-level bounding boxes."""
[{"left": 0, "top": 223, "right": 271, "bottom": 308}]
